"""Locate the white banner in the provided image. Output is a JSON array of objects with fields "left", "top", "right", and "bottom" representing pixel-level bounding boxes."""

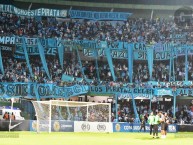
[{"left": 74, "top": 121, "right": 113, "bottom": 133}]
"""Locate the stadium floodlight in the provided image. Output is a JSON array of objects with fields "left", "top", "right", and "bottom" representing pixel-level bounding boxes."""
[{"left": 32, "top": 100, "right": 111, "bottom": 133}]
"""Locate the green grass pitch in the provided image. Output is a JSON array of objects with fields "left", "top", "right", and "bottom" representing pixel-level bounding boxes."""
[{"left": 0, "top": 132, "right": 193, "bottom": 145}]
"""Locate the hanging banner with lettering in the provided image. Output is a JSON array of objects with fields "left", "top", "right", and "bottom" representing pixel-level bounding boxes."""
[
  {"left": 1, "top": 82, "right": 193, "bottom": 99},
  {"left": 15, "top": 37, "right": 57, "bottom": 56},
  {"left": 0, "top": 36, "right": 15, "bottom": 45},
  {"left": 171, "top": 33, "right": 187, "bottom": 41},
  {"left": 83, "top": 42, "right": 174, "bottom": 60},
  {"left": 88, "top": 85, "right": 193, "bottom": 98},
  {"left": 2, "top": 36, "right": 193, "bottom": 60},
  {"left": 89, "top": 85, "right": 154, "bottom": 99},
  {"left": 0, "top": 4, "right": 67, "bottom": 17},
  {"left": 0, "top": 83, "right": 89, "bottom": 99},
  {"left": 154, "top": 89, "right": 173, "bottom": 96},
  {"left": 176, "top": 88, "right": 193, "bottom": 96},
  {"left": 69, "top": 10, "right": 132, "bottom": 20},
  {"left": 0, "top": 44, "right": 14, "bottom": 52}
]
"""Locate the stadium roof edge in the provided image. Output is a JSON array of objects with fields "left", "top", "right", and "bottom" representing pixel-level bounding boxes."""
[{"left": 14, "top": 0, "right": 193, "bottom": 10}]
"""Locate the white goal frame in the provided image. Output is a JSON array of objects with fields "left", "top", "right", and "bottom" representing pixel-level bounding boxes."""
[{"left": 32, "top": 100, "right": 111, "bottom": 133}]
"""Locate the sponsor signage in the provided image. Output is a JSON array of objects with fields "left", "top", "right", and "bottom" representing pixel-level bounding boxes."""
[
  {"left": 52, "top": 121, "right": 74, "bottom": 132},
  {"left": 74, "top": 121, "right": 112, "bottom": 133},
  {"left": 113, "top": 123, "right": 177, "bottom": 133}
]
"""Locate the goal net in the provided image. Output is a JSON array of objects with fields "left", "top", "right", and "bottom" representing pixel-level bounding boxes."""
[{"left": 32, "top": 100, "right": 111, "bottom": 133}]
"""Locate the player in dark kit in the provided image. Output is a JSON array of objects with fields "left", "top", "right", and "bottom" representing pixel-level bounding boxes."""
[
  {"left": 139, "top": 116, "right": 146, "bottom": 132},
  {"left": 164, "top": 113, "right": 170, "bottom": 138},
  {"left": 159, "top": 111, "right": 166, "bottom": 139}
]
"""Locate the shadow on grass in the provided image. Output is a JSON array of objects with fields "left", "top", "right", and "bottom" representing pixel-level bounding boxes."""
[{"left": 135, "top": 136, "right": 160, "bottom": 140}]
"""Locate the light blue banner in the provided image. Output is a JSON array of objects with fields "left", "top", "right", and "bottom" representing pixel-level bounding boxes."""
[
  {"left": 185, "top": 46, "right": 188, "bottom": 81},
  {"left": 22, "top": 37, "right": 33, "bottom": 77},
  {"left": 0, "top": 48, "right": 4, "bottom": 75},
  {"left": 69, "top": 10, "right": 132, "bottom": 20},
  {"left": 83, "top": 41, "right": 175, "bottom": 60},
  {"left": 147, "top": 47, "right": 154, "bottom": 80},
  {"left": 37, "top": 39, "right": 51, "bottom": 79},
  {"left": 89, "top": 85, "right": 154, "bottom": 98},
  {"left": 0, "top": 82, "right": 193, "bottom": 99},
  {"left": 128, "top": 44, "right": 133, "bottom": 83},
  {"left": 1, "top": 36, "right": 193, "bottom": 61},
  {"left": 62, "top": 74, "right": 74, "bottom": 82},
  {"left": 0, "top": 4, "right": 67, "bottom": 17},
  {"left": 102, "top": 41, "right": 116, "bottom": 81},
  {"left": 0, "top": 83, "right": 88, "bottom": 99},
  {"left": 154, "top": 88, "right": 173, "bottom": 96}
]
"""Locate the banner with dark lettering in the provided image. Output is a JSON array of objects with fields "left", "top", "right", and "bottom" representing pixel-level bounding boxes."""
[
  {"left": 15, "top": 37, "right": 57, "bottom": 56},
  {"left": 57, "top": 40, "right": 64, "bottom": 69},
  {"left": 1, "top": 82, "right": 193, "bottom": 99},
  {"left": 2, "top": 36, "right": 193, "bottom": 62},
  {"left": 69, "top": 10, "right": 132, "bottom": 20},
  {"left": 89, "top": 86, "right": 154, "bottom": 99},
  {"left": 83, "top": 42, "right": 174, "bottom": 60},
  {"left": 154, "top": 88, "right": 173, "bottom": 96},
  {"left": 0, "top": 83, "right": 88, "bottom": 99},
  {"left": 0, "top": 44, "right": 14, "bottom": 52},
  {"left": 0, "top": 4, "right": 67, "bottom": 17}
]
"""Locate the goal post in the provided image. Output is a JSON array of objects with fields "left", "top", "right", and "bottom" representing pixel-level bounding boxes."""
[{"left": 32, "top": 100, "right": 111, "bottom": 133}]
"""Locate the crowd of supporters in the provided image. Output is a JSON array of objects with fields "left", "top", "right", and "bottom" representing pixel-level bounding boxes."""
[
  {"left": 1, "top": 12, "right": 193, "bottom": 42},
  {"left": 1, "top": 12, "right": 193, "bottom": 124},
  {"left": 111, "top": 99, "right": 193, "bottom": 124},
  {"left": 2, "top": 53, "right": 193, "bottom": 86},
  {"left": 1, "top": 12, "right": 193, "bottom": 85}
]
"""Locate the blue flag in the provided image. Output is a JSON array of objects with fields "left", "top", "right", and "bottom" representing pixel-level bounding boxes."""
[
  {"left": 147, "top": 46, "right": 154, "bottom": 81},
  {"left": 103, "top": 41, "right": 116, "bottom": 81},
  {"left": 22, "top": 37, "right": 33, "bottom": 77},
  {"left": 0, "top": 48, "right": 4, "bottom": 75},
  {"left": 57, "top": 40, "right": 64, "bottom": 69},
  {"left": 128, "top": 44, "right": 133, "bottom": 83},
  {"left": 37, "top": 39, "right": 51, "bottom": 79}
]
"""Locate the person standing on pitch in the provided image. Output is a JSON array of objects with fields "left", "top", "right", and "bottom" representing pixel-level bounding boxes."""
[
  {"left": 148, "top": 112, "right": 155, "bottom": 136},
  {"left": 153, "top": 111, "right": 160, "bottom": 138},
  {"left": 164, "top": 113, "right": 170, "bottom": 138},
  {"left": 139, "top": 116, "right": 146, "bottom": 132},
  {"left": 159, "top": 111, "right": 165, "bottom": 138}
]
